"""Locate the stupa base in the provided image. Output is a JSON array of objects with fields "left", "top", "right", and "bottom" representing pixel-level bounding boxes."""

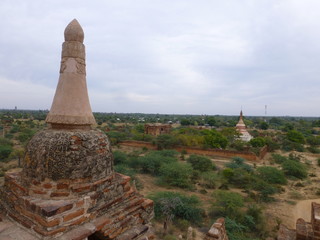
[{"left": 0, "top": 170, "right": 154, "bottom": 240}]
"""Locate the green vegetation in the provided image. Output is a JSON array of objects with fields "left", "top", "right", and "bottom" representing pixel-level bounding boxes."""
[
  {"left": 187, "top": 155, "right": 215, "bottom": 172},
  {"left": 1, "top": 109, "right": 320, "bottom": 240},
  {"left": 256, "top": 166, "right": 287, "bottom": 185},
  {"left": 281, "top": 160, "right": 308, "bottom": 179},
  {"left": 149, "top": 191, "right": 204, "bottom": 224}
]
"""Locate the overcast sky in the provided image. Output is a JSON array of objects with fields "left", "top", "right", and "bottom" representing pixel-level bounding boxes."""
[{"left": 0, "top": 0, "right": 320, "bottom": 116}]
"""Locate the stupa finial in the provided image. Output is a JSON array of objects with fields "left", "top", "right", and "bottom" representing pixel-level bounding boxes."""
[
  {"left": 64, "top": 19, "right": 84, "bottom": 42},
  {"left": 45, "top": 19, "right": 96, "bottom": 129}
]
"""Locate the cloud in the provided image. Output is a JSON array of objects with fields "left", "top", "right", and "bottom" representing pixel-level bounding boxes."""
[{"left": 0, "top": 0, "right": 320, "bottom": 116}]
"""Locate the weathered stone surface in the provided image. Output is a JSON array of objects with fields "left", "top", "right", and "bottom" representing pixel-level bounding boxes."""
[
  {"left": 0, "top": 19, "right": 154, "bottom": 240},
  {"left": 277, "top": 224, "right": 296, "bottom": 240},
  {"left": 205, "top": 218, "right": 229, "bottom": 240},
  {"left": 22, "top": 129, "right": 113, "bottom": 184},
  {"left": 46, "top": 18, "right": 95, "bottom": 127}
]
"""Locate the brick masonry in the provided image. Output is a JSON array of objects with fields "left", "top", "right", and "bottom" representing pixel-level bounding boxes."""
[
  {"left": 205, "top": 218, "right": 229, "bottom": 240},
  {"left": 119, "top": 140, "right": 267, "bottom": 161},
  {"left": 0, "top": 129, "right": 154, "bottom": 240},
  {"left": 277, "top": 202, "right": 320, "bottom": 240}
]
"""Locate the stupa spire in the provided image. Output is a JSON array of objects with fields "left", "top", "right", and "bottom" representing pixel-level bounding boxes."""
[{"left": 46, "top": 19, "right": 96, "bottom": 128}]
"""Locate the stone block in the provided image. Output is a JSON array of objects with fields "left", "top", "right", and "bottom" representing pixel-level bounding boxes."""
[
  {"left": 39, "top": 201, "right": 74, "bottom": 217},
  {"left": 33, "top": 225, "right": 66, "bottom": 236},
  {"left": 50, "top": 192, "right": 70, "bottom": 198},
  {"left": 63, "top": 209, "right": 85, "bottom": 222}
]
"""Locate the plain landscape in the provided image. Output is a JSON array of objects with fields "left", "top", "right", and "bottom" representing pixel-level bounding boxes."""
[{"left": 1, "top": 109, "right": 320, "bottom": 239}]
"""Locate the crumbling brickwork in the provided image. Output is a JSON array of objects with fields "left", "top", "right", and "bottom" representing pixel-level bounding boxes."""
[
  {"left": 277, "top": 202, "right": 320, "bottom": 240},
  {"left": 205, "top": 218, "right": 229, "bottom": 240},
  {"left": 0, "top": 129, "right": 154, "bottom": 239},
  {"left": 144, "top": 124, "right": 171, "bottom": 136}
]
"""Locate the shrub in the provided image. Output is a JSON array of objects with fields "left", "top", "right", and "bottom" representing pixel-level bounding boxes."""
[
  {"left": 139, "top": 151, "right": 177, "bottom": 175},
  {"left": 159, "top": 162, "right": 193, "bottom": 188},
  {"left": 200, "top": 172, "right": 219, "bottom": 189},
  {"left": 0, "top": 145, "right": 13, "bottom": 160},
  {"left": 187, "top": 155, "right": 215, "bottom": 172},
  {"left": 250, "top": 178, "right": 277, "bottom": 201},
  {"left": 0, "top": 138, "right": 13, "bottom": 146},
  {"left": 203, "top": 129, "right": 228, "bottom": 149},
  {"left": 149, "top": 191, "right": 204, "bottom": 223},
  {"left": 16, "top": 129, "right": 36, "bottom": 143},
  {"left": 287, "top": 130, "right": 305, "bottom": 144},
  {"left": 281, "top": 160, "right": 307, "bottom": 179},
  {"left": 163, "top": 235, "right": 177, "bottom": 240},
  {"left": 249, "top": 137, "right": 266, "bottom": 148},
  {"left": 256, "top": 166, "right": 287, "bottom": 185},
  {"left": 271, "top": 154, "right": 288, "bottom": 164},
  {"left": 156, "top": 134, "right": 177, "bottom": 150},
  {"left": 225, "top": 157, "right": 253, "bottom": 172},
  {"left": 113, "top": 151, "right": 127, "bottom": 165},
  {"left": 156, "top": 150, "right": 179, "bottom": 157},
  {"left": 212, "top": 190, "right": 244, "bottom": 218}
]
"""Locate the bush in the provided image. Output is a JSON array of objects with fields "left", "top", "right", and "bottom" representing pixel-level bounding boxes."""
[
  {"left": 200, "top": 172, "right": 219, "bottom": 189},
  {"left": 281, "top": 160, "right": 308, "bottom": 179},
  {"left": 139, "top": 151, "right": 177, "bottom": 175},
  {"left": 0, "top": 138, "right": 13, "bottom": 146},
  {"left": 156, "top": 134, "right": 177, "bottom": 150},
  {"left": 156, "top": 150, "right": 179, "bottom": 157},
  {"left": 159, "top": 162, "right": 193, "bottom": 188},
  {"left": 203, "top": 129, "right": 228, "bottom": 149},
  {"left": 249, "top": 137, "right": 266, "bottom": 148},
  {"left": 113, "top": 151, "right": 128, "bottom": 165},
  {"left": 225, "top": 157, "right": 253, "bottom": 172},
  {"left": 250, "top": 178, "right": 277, "bottom": 201},
  {"left": 287, "top": 130, "right": 305, "bottom": 144},
  {"left": 187, "top": 155, "right": 215, "bottom": 172},
  {"left": 271, "top": 154, "right": 288, "bottom": 164},
  {"left": 256, "top": 166, "right": 287, "bottom": 185},
  {"left": 212, "top": 190, "right": 244, "bottom": 218},
  {"left": 0, "top": 145, "right": 13, "bottom": 160},
  {"left": 149, "top": 191, "right": 204, "bottom": 223}
]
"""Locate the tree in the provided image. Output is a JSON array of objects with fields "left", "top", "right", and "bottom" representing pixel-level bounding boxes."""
[
  {"left": 212, "top": 190, "right": 244, "bottom": 219},
  {"left": 202, "top": 129, "right": 228, "bottom": 149},
  {"left": 113, "top": 151, "right": 128, "bottom": 165},
  {"left": 220, "top": 127, "right": 240, "bottom": 143},
  {"left": 149, "top": 191, "right": 203, "bottom": 224},
  {"left": 9, "top": 148, "right": 24, "bottom": 167},
  {"left": 159, "top": 162, "right": 193, "bottom": 188},
  {"left": 156, "top": 134, "right": 177, "bottom": 150},
  {"left": 0, "top": 145, "right": 13, "bottom": 160},
  {"left": 180, "top": 119, "right": 191, "bottom": 126},
  {"left": 287, "top": 130, "right": 305, "bottom": 144},
  {"left": 256, "top": 166, "right": 287, "bottom": 185},
  {"left": 249, "top": 137, "right": 266, "bottom": 148},
  {"left": 159, "top": 197, "right": 182, "bottom": 232},
  {"left": 281, "top": 160, "right": 307, "bottom": 179},
  {"left": 187, "top": 155, "right": 215, "bottom": 172},
  {"left": 206, "top": 117, "right": 216, "bottom": 127},
  {"left": 259, "top": 121, "right": 269, "bottom": 130}
]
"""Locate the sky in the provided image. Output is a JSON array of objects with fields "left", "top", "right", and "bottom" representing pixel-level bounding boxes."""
[{"left": 0, "top": 0, "right": 320, "bottom": 116}]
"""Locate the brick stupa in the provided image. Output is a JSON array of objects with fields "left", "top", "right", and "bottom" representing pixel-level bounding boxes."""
[{"left": 0, "top": 19, "right": 154, "bottom": 240}]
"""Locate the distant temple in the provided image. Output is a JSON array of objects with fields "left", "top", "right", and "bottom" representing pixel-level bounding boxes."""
[
  {"left": 235, "top": 111, "right": 253, "bottom": 142},
  {"left": 144, "top": 123, "right": 171, "bottom": 136}
]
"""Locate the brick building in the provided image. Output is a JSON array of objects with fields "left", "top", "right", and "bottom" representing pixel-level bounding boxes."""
[{"left": 144, "top": 123, "right": 171, "bottom": 136}]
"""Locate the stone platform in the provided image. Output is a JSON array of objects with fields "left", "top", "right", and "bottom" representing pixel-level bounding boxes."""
[{"left": 0, "top": 170, "right": 153, "bottom": 239}]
